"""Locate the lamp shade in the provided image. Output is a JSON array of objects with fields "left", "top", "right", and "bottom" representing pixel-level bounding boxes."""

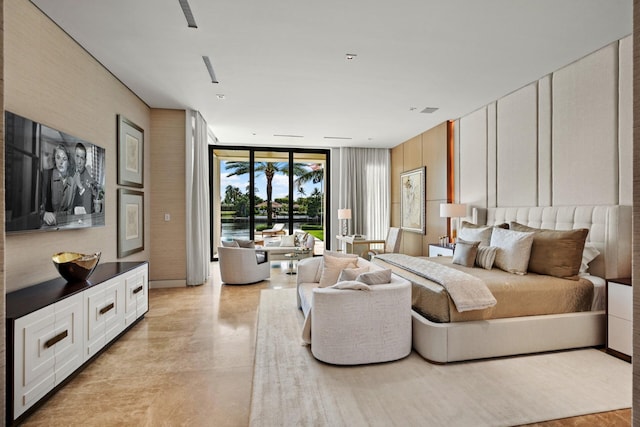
[
  {"left": 337, "top": 208, "right": 352, "bottom": 220},
  {"left": 439, "top": 203, "right": 467, "bottom": 218}
]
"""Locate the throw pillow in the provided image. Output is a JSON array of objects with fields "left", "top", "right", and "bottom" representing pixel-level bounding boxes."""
[
  {"left": 221, "top": 240, "right": 239, "bottom": 248},
  {"left": 280, "top": 235, "right": 296, "bottom": 247},
  {"left": 452, "top": 238, "right": 480, "bottom": 267},
  {"left": 233, "top": 239, "right": 255, "bottom": 248},
  {"left": 356, "top": 269, "right": 392, "bottom": 285},
  {"left": 490, "top": 227, "right": 535, "bottom": 275},
  {"left": 461, "top": 221, "right": 508, "bottom": 230},
  {"left": 294, "top": 232, "right": 310, "bottom": 247},
  {"left": 338, "top": 266, "right": 369, "bottom": 282},
  {"left": 510, "top": 222, "right": 588, "bottom": 279},
  {"left": 318, "top": 254, "right": 358, "bottom": 287},
  {"left": 331, "top": 281, "right": 372, "bottom": 291},
  {"left": 580, "top": 242, "right": 600, "bottom": 273},
  {"left": 475, "top": 246, "right": 497, "bottom": 270},
  {"left": 458, "top": 226, "right": 493, "bottom": 247}
]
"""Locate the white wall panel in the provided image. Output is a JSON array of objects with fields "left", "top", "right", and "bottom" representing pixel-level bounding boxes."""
[
  {"left": 459, "top": 108, "right": 488, "bottom": 208},
  {"left": 618, "top": 36, "right": 632, "bottom": 205},
  {"left": 487, "top": 103, "right": 497, "bottom": 208},
  {"left": 496, "top": 83, "right": 538, "bottom": 207},
  {"left": 552, "top": 42, "right": 619, "bottom": 205},
  {"left": 538, "top": 75, "right": 552, "bottom": 206}
]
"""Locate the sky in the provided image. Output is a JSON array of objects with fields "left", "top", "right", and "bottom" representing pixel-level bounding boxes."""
[{"left": 220, "top": 161, "right": 323, "bottom": 201}]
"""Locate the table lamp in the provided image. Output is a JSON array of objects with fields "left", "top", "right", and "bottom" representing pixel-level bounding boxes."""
[
  {"left": 439, "top": 203, "right": 467, "bottom": 244},
  {"left": 337, "top": 208, "right": 351, "bottom": 236}
]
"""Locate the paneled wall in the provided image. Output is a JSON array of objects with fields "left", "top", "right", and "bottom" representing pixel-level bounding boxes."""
[
  {"left": 150, "top": 109, "right": 186, "bottom": 284},
  {"left": 4, "top": 0, "right": 151, "bottom": 291},
  {"left": 390, "top": 122, "right": 448, "bottom": 256},
  {"left": 457, "top": 36, "right": 632, "bottom": 209}
]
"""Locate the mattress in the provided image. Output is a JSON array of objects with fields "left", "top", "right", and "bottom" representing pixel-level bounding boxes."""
[{"left": 372, "top": 256, "right": 595, "bottom": 323}]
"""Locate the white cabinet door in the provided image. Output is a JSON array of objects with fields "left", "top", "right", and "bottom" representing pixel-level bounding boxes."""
[
  {"left": 85, "top": 278, "right": 126, "bottom": 359},
  {"left": 125, "top": 264, "right": 149, "bottom": 325},
  {"left": 14, "top": 293, "right": 83, "bottom": 418}
]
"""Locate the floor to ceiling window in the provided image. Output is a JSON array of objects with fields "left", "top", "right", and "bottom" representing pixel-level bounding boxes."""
[{"left": 210, "top": 146, "right": 329, "bottom": 259}]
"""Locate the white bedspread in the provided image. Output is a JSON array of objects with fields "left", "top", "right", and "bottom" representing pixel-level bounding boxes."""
[{"left": 375, "top": 253, "right": 497, "bottom": 312}]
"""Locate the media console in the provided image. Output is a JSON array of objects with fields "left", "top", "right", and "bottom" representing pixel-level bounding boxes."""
[{"left": 6, "top": 261, "right": 149, "bottom": 425}]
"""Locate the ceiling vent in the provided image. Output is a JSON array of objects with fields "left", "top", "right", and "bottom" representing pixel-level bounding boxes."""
[
  {"left": 420, "top": 107, "right": 439, "bottom": 114},
  {"left": 273, "top": 134, "right": 304, "bottom": 138},
  {"left": 323, "top": 136, "right": 352, "bottom": 140},
  {"left": 179, "top": 0, "right": 198, "bottom": 28}
]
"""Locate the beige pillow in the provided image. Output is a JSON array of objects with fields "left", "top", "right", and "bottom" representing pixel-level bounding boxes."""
[
  {"left": 356, "top": 269, "right": 392, "bottom": 285},
  {"left": 509, "top": 222, "right": 588, "bottom": 279},
  {"left": 490, "top": 227, "right": 535, "bottom": 275},
  {"left": 221, "top": 240, "right": 239, "bottom": 248},
  {"left": 319, "top": 254, "right": 358, "bottom": 287},
  {"left": 580, "top": 243, "right": 600, "bottom": 273},
  {"left": 338, "top": 266, "right": 369, "bottom": 282},
  {"left": 322, "top": 250, "right": 359, "bottom": 260},
  {"left": 475, "top": 246, "right": 497, "bottom": 270},
  {"left": 331, "top": 281, "right": 371, "bottom": 291},
  {"left": 452, "top": 238, "right": 480, "bottom": 267}
]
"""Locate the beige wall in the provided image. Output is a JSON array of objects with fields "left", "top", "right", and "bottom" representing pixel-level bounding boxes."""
[
  {"left": 632, "top": 2, "right": 639, "bottom": 423},
  {"left": 390, "top": 122, "right": 448, "bottom": 256},
  {"left": 4, "top": 0, "right": 151, "bottom": 291},
  {"left": 150, "top": 109, "right": 186, "bottom": 283},
  {"left": 1, "top": 0, "right": 6, "bottom": 419}
]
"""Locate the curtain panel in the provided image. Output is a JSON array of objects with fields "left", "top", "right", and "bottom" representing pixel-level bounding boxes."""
[
  {"left": 338, "top": 148, "right": 391, "bottom": 239},
  {"left": 186, "top": 110, "right": 211, "bottom": 286}
]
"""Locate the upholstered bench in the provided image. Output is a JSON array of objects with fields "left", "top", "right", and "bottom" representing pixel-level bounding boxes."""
[{"left": 297, "top": 252, "right": 412, "bottom": 365}]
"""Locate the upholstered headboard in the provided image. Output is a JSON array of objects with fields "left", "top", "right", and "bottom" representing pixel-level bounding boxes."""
[{"left": 472, "top": 205, "right": 631, "bottom": 280}]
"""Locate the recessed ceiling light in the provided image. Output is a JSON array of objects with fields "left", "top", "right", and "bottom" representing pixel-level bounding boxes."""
[
  {"left": 216, "top": 94, "right": 225, "bottom": 99},
  {"left": 409, "top": 107, "right": 417, "bottom": 111},
  {"left": 345, "top": 53, "right": 357, "bottom": 60}
]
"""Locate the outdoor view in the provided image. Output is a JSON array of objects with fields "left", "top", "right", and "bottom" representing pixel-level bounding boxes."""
[{"left": 218, "top": 152, "right": 326, "bottom": 244}]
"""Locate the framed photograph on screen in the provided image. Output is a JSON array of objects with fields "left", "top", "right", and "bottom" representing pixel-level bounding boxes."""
[
  {"left": 118, "top": 189, "right": 144, "bottom": 257},
  {"left": 117, "top": 115, "right": 144, "bottom": 187},
  {"left": 400, "top": 166, "right": 426, "bottom": 234}
]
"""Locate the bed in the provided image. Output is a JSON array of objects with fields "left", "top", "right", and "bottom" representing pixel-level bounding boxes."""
[{"left": 372, "top": 205, "right": 631, "bottom": 363}]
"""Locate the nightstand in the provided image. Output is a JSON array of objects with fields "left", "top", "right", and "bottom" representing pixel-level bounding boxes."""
[
  {"left": 606, "top": 277, "right": 632, "bottom": 362},
  {"left": 428, "top": 244, "right": 454, "bottom": 257}
]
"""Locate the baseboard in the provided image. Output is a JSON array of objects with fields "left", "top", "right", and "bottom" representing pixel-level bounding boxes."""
[{"left": 150, "top": 279, "right": 187, "bottom": 289}]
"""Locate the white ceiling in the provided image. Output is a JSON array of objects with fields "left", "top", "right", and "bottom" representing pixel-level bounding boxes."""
[{"left": 31, "top": 0, "right": 632, "bottom": 149}]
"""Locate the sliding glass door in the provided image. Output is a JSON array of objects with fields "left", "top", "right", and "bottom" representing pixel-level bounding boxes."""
[{"left": 210, "top": 147, "right": 329, "bottom": 259}]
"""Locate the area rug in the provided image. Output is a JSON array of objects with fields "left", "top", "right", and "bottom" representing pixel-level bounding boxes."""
[{"left": 250, "top": 288, "right": 631, "bottom": 427}]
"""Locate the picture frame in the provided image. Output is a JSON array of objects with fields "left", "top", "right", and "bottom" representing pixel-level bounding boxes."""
[
  {"left": 118, "top": 189, "right": 144, "bottom": 257},
  {"left": 117, "top": 115, "right": 144, "bottom": 187},
  {"left": 400, "top": 166, "right": 426, "bottom": 234}
]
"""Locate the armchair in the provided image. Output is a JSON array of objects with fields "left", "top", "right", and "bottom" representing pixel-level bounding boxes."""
[
  {"left": 366, "top": 227, "right": 402, "bottom": 259},
  {"left": 218, "top": 246, "right": 270, "bottom": 285}
]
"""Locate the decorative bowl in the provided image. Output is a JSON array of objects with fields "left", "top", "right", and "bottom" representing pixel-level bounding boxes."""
[{"left": 52, "top": 251, "right": 101, "bottom": 283}]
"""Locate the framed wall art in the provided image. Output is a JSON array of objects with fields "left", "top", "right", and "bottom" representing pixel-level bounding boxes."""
[
  {"left": 400, "top": 166, "right": 426, "bottom": 234},
  {"left": 118, "top": 189, "right": 144, "bottom": 257},
  {"left": 117, "top": 115, "right": 144, "bottom": 187}
]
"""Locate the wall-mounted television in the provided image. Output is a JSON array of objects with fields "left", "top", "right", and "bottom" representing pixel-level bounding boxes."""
[{"left": 5, "top": 111, "right": 106, "bottom": 233}]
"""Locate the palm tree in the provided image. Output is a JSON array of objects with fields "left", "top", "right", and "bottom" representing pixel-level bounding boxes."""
[
  {"left": 225, "top": 161, "right": 307, "bottom": 226},
  {"left": 294, "top": 163, "right": 324, "bottom": 192}
]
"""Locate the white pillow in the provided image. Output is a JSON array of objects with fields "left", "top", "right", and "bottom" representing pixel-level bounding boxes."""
[
  {"left": 580, "top": 243, "right": 600, "bottom": 273},
  {"left": 458, "top": 226, "right": 492, "bottom": 247},
  {"left": 356, "top": 269, "right": 392, "bottom": 285},
  {"left": 280, "top": 235, "right": 296, "bottom": 247},
  {"left": 338, "top": 266, "right": 369, "bottom": 282},
  {"left": 490, "top": 227, "right": 535, "bottom": 275},
  {"left": 318, "top": 254, "right": 358, "bottom": 287},
  {"left": 331, "top": 281, "right": 371, "bottom": 291}
]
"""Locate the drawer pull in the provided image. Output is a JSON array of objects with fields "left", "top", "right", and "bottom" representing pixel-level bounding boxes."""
[
  {"left": 133, "top": 285, "right": 143, "bottom": 294},
  {"left": 44, "top": 330, "right": 68, "bottom": 348},
  {"left": 99, "top": 302, "right": 115, "bottom": 315}
]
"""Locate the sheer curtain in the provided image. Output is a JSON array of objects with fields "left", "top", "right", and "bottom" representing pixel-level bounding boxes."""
[
  {"left": 185, "top": 110, "right": 210, "bottom": 286},
  {"left": 339, "top": 148, "right": 391, "bottom": 239}
]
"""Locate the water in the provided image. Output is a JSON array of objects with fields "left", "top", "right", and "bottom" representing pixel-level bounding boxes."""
[{"left": 220, "top": 218, "right": 323, "bottom": 241}]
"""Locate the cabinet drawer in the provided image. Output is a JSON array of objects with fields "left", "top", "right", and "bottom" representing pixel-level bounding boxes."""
[
  {"left": 608, "top": 315, "right": 632, "bottom": 356},
  {"left": 608, "top": 282, "right": 632, "bottom": 321}
]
